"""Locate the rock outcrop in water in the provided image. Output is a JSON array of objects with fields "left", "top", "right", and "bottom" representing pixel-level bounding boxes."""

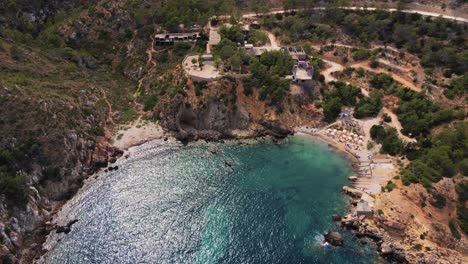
[
  {"left": 324, "top": 231, "right": 343, "bottom": 246},
  {"left": 332, "top": 214, "right": 342, "bottom": 221},
  {"left": 55, "top": 219, "right": 78, "bottom": 235}
]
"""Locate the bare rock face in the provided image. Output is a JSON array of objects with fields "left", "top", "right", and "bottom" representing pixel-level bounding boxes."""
[
  {"left": 87, "top": 145, "right": 124, "bottom": 174},
  {"left": 157, "top": 94, "right": 293, "bottom": 142},
  {"left": 385, "top": 220, "right": 404, "bottom": 231},
  {"left": 342, "top": 186, "right": 363, "bottom": 198},
  {"left": 380, "top": 242, "right": 394, "bottom": 254},
  {"left": 382, "top": 244, "right": 408, "bottom": 263},
  {"left": 258, "top": 120, "right": 293, "bottom": 139},
  {"left": 0, "top": 244, "right": 10, "bottom": 258},
  {"left": 324, "top": 231, "right": 343, "bottom": 246}
]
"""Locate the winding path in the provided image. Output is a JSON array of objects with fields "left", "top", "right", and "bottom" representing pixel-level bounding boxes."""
[{"left": 100, "top": 88, "right": 115, "bottom": 126}]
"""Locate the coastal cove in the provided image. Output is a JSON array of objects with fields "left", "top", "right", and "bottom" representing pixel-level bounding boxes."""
[{"left": 39, "top": 136, "right": 377, "bottom": 263}]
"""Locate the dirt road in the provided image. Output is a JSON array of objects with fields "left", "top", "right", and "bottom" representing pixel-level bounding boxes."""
[
  {"left": 350, "top": 62, "right": 421, "bottom": 92},
  {"left": 322, "top": 59, "right": 344, "bottom": 83},
  {"left": 237, "top": 6, "right": 468, "bottom": 23}
]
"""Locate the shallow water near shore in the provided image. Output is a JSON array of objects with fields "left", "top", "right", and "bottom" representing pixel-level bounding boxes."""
[{"left": 41, "top": 136, "right": 376, "bottom": 263}]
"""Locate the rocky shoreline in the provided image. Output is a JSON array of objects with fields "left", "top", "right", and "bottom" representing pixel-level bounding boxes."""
[
  {"left": 1, "top": 120, "right": 454, "bottom": 263},
  {"left": 5, "top": 127, "right": 384, "bottom": 263},
  {"left": 4, "top": 120, "right": 292, "bottom": 263},
  {"left": 306, "top": 131, "right": 410, "bottom": 263},
  {"left": 336, "top": 194, "right": 409, "bottom": 263},
  {"left": 36, "top": 128, "right": 393, "bottom": 263}
]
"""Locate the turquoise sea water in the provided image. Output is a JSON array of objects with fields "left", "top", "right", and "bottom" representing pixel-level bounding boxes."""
[{"left": 42, "top": 136, "right": 376, "bottom": 263}]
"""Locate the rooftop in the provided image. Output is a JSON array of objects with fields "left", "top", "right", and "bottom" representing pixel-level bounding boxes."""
[
  {"left": 155, "top": 32, "right": 200, "bottom": 43},
  {"left": 155, "top": 32, "right": 200, "bottom": 38},
  {"left": 293, "top": 68, "right": 313, "bottom": 80},
  {"left": 357, "top": 200, "right": 372, "bottom": 213}
]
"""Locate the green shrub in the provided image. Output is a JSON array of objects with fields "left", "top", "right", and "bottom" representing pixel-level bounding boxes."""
[
  {"left": 383, "top": 114, "right": 392, "bottom": 123},
  {"left": 143, "top": 95, "right": 157, "bottom": 111},
  {"left": 174, "top": 42, "right": 192, "bottom": 56},
  {"left": 0, "top": 173, "right": 27, "bottom": 207},
  {"left": 10, "top": 45, "right": 24, "bottom": 60},
  {"left": 121, "top": 108, "right": 137, "bottom": 123},
  {"left": 449, "top": 218, "right": 461, "bottom": 240},
  {"left": 456, "top": 182, "right": 468, "bottom": 233},
  {"left": 323, "top": 97, "right": 342, "bottom": 123},
  {"left": 354, "top": 90, "right": 383, "bottom": 118},
  {"left": 386, "top": 181, "right": 396, "bottom": 192},
  {"left": 459, "top": 159, "right": 468, "bottom": 176},
  {"left": 248, "top": 29, "right": 269, "bottom": 46},
  {"left": 430, "top": 193, "right": 447, "bottom": 209},
  {"left": 323, "top": 81, "right": 362, "bottom": 122},
  {"left": 352, "top": 48, "right": 371, "bottom": 61},
  {"left": 194, "top": 81, "right": 208, "bottom": 97},
  {"left": 444, "top": 73, "right": 467, "bottom": 99},
  {"left": 242, "top": 78, "right": 255, "bottom": 96},
  {"left": 89, "top": 126, "right": 105, "bottom": 137},
  {"left": 370, "top": 126, "right": 404, "bottom": 155},
  {"left": 42, "top": 167, "right": 61, "bottom": 182},
  {"left": 370, "top": 73, "right": 394, "bottom": 90}
]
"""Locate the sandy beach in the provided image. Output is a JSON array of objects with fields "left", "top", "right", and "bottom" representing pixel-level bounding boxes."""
[
  {"left": 294, "top": 124, "right": 397, "bottom": 212},
  {"left": 112, "top": 118, "right": 166, "bottom": 149}
]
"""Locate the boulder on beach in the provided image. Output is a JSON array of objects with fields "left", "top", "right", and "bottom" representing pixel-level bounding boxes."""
[
  {"left": 324, "top": 231, "right": 343, "bottom": 246},
  {"left": 332, "top": 214, "right": 341, "bottom": 221}
]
